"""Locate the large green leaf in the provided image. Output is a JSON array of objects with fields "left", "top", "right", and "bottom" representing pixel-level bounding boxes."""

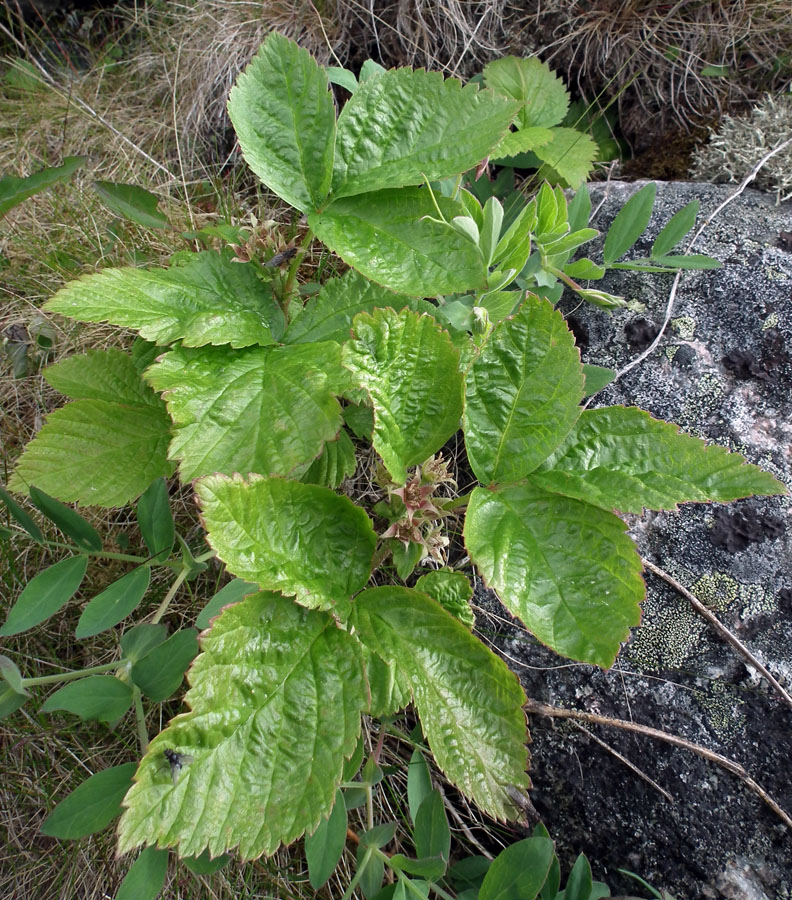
[
  {"left": 284, "top": 269, "right": 425, "bottom": 345},
  {"left": 118, "top": 593, "right": 366, "bottom": 860},
  {"left": 145, "top": 342, "right": 343, "bottom": 482},
  {"left": 331, "top": 68, "right": 518, "bottom": 199},
  {"left": 352, "top": 587, "right": 529, "bottom": 821},
  {"left": 195, "top": 475, "right": 377, "bottom": 615},
  {"left": 534, "top": 127, "right": 598, "bottom": 188},
  {"left": 362, "top": 647, "right": 411, "bottom": 718},
  {"left": 309, "top": 187, "right": 488, "bottom": 296},
  {"left": 45, "top": 251, "right": 284, "bottom": 348},
  {"left": 532, "top": 407, "right": 787, "bottom": 513},
  {"left": 227, "top": 32, "right": 335, "bottom": 213},
  {"left": 483, "top": 57, "right": 569, "bottom": 130},
  {"left": 463, "top": 296, "right": 583, "bottom": 485},
  {"left": 0, "top": 156, "right": 85, "bottom": 217},
  {"left": 464, "top": 484, "right": 644, "bottom": 668},
  {"left": 9, "top": 350, "right": 174, "bottom": 507},
  {"left": 301, "top": 428, "right": 357, "bottom": 489},
  {"left": 342, "top": 308, "right": 463, "bottom": 483}
]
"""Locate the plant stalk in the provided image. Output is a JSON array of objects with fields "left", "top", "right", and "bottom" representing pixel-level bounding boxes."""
[{"left": 22, "top": 659, "right": 123, "bottom": 687}]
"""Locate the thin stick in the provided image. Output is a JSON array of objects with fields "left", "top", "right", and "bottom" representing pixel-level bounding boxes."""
[
  {"left": 643, "top": 559, "right": 792, "bottom": 712},
  {"left": 524, "top": 699, "right": 792, "bottom": 831},
  {"left": 569, "top": 720, "right": 675, "bottom": 804}
]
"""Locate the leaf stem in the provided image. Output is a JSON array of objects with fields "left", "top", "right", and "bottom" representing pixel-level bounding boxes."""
[
  {"left": 366, "top": 782, "right": 374, "bottom": 831},
  {"left": 547, "top": 265, "right": 581, "bottom": 291},
  {"left": 22, "top": 659, "right": 123, "bottom": 687},
  {"left": 149, "top": 566, "right": 190, "bottom": 624},
  {"left": 281, "top": 227, "right": 315, "bottom": 303},
  {"left": 340, "top": 848, "right": 371, "bottom": 900},
  {"left": 32, "top": 538, "right": 180, "bottom": 569},
  {"left": 133, "top": 685, "right": 148, "bottom": 752}
]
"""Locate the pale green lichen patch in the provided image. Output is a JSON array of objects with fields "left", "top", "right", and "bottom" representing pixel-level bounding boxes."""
[
  {"left": 694, "top": 682, "right": 746, "bottom": 742},
  {"left": 680, "top": 373, "right": 724, "bottom": 425},
  {"left": 664, "top": 346, "right": 678, "bottom": 361},
  {"left": 691, "top": 573, "right": 739, "bottom": 612},
  {"left": 671, "top": 316, "right": 696, "bottom": 339},
  {"left": 762, "top": 311, "right": 779, "bottom": 330}
]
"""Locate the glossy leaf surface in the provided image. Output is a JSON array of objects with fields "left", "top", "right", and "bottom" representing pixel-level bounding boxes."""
[
  {"left": 332, "top": 67, "right": 518, "bottom": 198},
  {"left": 414, "top": 568, "right": 474, "bottom": 628},
  {"left": 40, "top": 675, "right": 133, "bottom": 722},
  {"left": 352, "top": 587, "right": 529, "bottom": 821},
  {"left": 284, "top": 269, "right": 420, "bottom": 345},
  {"left": 196, "top": 475, "right": 376, "bottom": 615},
  {"left": 228, "top": 32, "right": 335, "bottom": 213},
  {"left": 310, "top": 188, "right": 488, "bottom": 296},
  {"left": 0, "top": 554, "right": 88, "bottom": 636},
  {"left": 45, "top": 251, "right": 284, "bottom": 348},
  {"left": 362, "top": 647, "right": 411, "bottom": 717},
  {"left": 118, "top": 593, "right": 366, "bottom": 859},
  {"left": 41, "top": 763, "right": 137, "bottom": 838},
  {"left": 464, "top": 296, "right": 583, "bottom": 484},
  {"left": 10, "top": 351, "right": 174, "bottom": 507},
  {"left": 532, "top": 407, "right": 787, "bottom": 513},
  {"left": 343, "top": 308, "right": 463, "bottom": 483},
  {"left": 146, "top": 342, "right": 343, "bottom": 482},
  {"left": 464, "top": 484, "right": 644, "bottom": 667},
  {"left": 301, "top": 428, "right": 357, "bottom": 489},
  {"left": 76, "top": 566, "right": 151, "bottom": 638}
]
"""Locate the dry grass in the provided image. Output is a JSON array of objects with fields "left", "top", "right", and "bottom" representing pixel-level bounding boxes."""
[{"left": 527, "top": 0, "right": 792, "bottom": 151}]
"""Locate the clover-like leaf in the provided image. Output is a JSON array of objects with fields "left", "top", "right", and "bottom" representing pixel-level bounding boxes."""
[
  {"left": 9, "top": 349, "right": 174, "bottom": 507},
  {"left": 195, "top": 475, "right": 377, "bottom": 615},
  {"left": 352, "top": 586, "right": 529, "bottom": 821},
  {"left": 118, "top": 592, "right": 366, "bottom": 860},
  {"left": 227, "top": 31, "right": 335, "bottom": 213},
  {"left": 331, "top": 68, "right": 518, "bottom": 199},
  {"left": 483, "top": 57, "right": 569, "bottom": 130},
  {"left": 309, "top": 187, "right": 488, "bottom": 296},
  {"left": 531, "top": 406, "right": 787, "bottom": 512},
  {"left": 464, "top": 484, "right": 644, "bottom": 668},
  {"left": 464, "top": 296, "right": 583, "bottom": 485},
  {"left": 343, "top": 308, "right": 463, "bottom": 483},
  {"left": 45, "top": 251, "right": 284, "bottom": 348},
  {"left": 284, "top": 269, "right": 429, "bottom": 345},
  {"left": 145, "top": 343, "right": 343, "bottom": 482}
]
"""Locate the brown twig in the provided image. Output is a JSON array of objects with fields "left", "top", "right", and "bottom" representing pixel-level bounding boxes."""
[
  {"left": 524, "top": 699, "right": 792, "bottom": 831},
  {"left": 643, "top": 559, "right": 792, "bottom": 712}
]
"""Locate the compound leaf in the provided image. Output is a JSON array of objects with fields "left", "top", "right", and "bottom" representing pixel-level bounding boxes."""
[
  {"left": 0, "top": 554, "right": 88, "bottom": 636},
  {"left": 75, "top": 566, "right": 151, "bottom": 638},
  {"left": 301, "top": 427, "right": 357, "bottom": 489},
  {"left": 45, "top": 251, "right": 284, "bottom": 348},
  {"left": 531, "top": 406, "right": 787, "bottom": 512},
  {"left": 534, "top": 127, "right": 598, "bottom": 188},
  {"left": 464, "top": 296, "right": 583, "bottom": 485},
  {"left": 362, "top": 647, "right": 411, "bottom": 718},
  {"left": 284, "top": 269, "right": 423, "bottom": 345},
  {"left": 483, "top": 57, "right": 569, "bottom": 130},
  {"left": 305, "top": 789, "right": 348, "bottom": 889},
  {"left": 92, "top": 181, "right": 170, "bottom": 230},
  {"left": 227, "top": 31, "right": 335, "bottom": 213},
  {"left": 40, "top": 675, "right": 133, "bottom": 722},
  {"left": 41, "top": 763, "right": 137, "bottom": 839},
  {"left": 332, "top": 68, "right": 518, "bottom": 199},
  {"left": 464, "top": 484, "right": 644, "bottom": 668},
  {"left": 651, "top": 199, "right": 698, "bottom": 258},
  {"left": 352, "top": 586, "right": 530, "bottom": 821},
  {"left": 195, "top": 475, "right": 376, "bottom": 616},
  {"left": 309, "top": 187, "right": 488, "bottom": 296},
  {"left": 118, "top": 593, "right": 366, "bottom": 860},
  {"left": 130, "top": 629, "right": 199, "bottom": 702},
  {"left": 603, "top": 182, "right": 656, "bottom": 265},
  {"left": 491, "top": 126, "right": 554, "bottom": 161},
  {"left": 116, "top": 847, "right": 169, "bottom": 900},
  {"left": 0, "top": 484, "right": 44, "bottom": 543},
  {"left": 342, "top": 308, "right": 463, "bottom": 483},
  {"left": 146, "top": 342, "right": 343, "bottom": 482},
  {"left": 0, "top": 156, "right": 85, "bottom": 216}
]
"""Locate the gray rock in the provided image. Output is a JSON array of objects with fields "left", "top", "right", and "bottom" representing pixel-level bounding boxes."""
[{"left": 476, "top": 181, "right": 792, "bottom": 899}]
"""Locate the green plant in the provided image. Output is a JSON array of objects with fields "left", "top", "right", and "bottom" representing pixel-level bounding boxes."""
[{"left": 1, "top": 32, "right": 786, "bottom": 895}]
